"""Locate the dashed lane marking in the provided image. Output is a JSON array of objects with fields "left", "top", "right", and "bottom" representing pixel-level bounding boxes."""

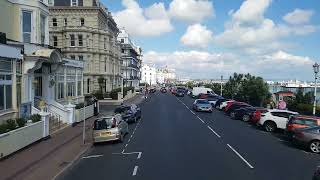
[
  {"left": 227, "top": 144, "right": 254, "bottom": 169},
  {"left": 132, "top": 166, "right": 139, "bottom": 176},
  {"left": 82, "top": 155, "right": 103, "bottom": 159},
  {"left": 190, "top": 110, "right": 196, "bottom": 115},
  {"left": 207, "top": 125, "right": 221, "bottom": 138},
  {"left": 197, "top": 116, "right": 205, "bottom": 123}
]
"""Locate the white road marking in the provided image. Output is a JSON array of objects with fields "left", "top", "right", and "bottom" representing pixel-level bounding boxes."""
[
  {"left": 82, "top": 154, "right": 103, "bottom": 159},
  {"left": 197, "top": 116, "right": 205, "bottom": 123},
  {"left": 137, "top": 152, "right": 142, "bottom": 159},
  {"left": 227, "top": 144, "right": 254, "bottom": 169},
  {"left": 132, "top": 166, "right": 139, "bottom": 176},
  {"left": 190, "top": 111, "right": 196, "bottom": 115},
  {"left": 125, "top": 144, "right": 128, "bottom": 148},
  {"left": 130, "top": 135, "right": 133, "bottom": 138},
  {"left": 186, "top": 106, "right": 190, "bottom": 110},
  {"left": 207, "top": 126, "right": 221, "bottom": 138},
  {"left": 128, "top": 139, "right": 131, "bottom": 142}
]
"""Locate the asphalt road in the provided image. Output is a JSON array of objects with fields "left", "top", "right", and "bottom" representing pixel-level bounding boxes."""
[{"left": 59, "top": 92, "right": 320, "bottom": 180}]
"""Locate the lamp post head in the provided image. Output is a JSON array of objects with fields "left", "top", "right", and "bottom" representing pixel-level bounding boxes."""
[{"left": 313, "top": 63, "right": 319, "bottom": 74}]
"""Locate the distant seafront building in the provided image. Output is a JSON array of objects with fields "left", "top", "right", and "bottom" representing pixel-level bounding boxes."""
[
  {"left": 141, "top": 64, "right": 157, "bottom": 85},
  {"left": 49, "top": 0, "right": 122, "bottom": 94},
  {"left": 157, "top": 66, "right": 176, "bottom": 84},
  {"left": 117, "top": 29, "right": 142, "bottom": 88}
]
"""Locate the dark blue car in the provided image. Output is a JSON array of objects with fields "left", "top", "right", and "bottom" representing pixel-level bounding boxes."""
[{"left": 114, "top": 104, "right": 141, "bottom": 123}]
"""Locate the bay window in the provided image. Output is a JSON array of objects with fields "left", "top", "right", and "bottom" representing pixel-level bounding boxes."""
[{"left": 22, "top": 11, "right": 32, "bottom": 43}]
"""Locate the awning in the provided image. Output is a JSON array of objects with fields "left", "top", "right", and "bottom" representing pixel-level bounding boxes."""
[
  {"left": 29, "top": 49, "right": 62, "bottom": 63},
  {"left": 0, "top": 44, "right": 22, "bottom": 60}
]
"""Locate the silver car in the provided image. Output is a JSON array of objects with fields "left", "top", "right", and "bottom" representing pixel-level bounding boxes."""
[
  {"left": 293, "top": 126, "right": 320, "bottom": 153},
  {"left": 93, "top": 114, "right": 129, "bottom": 144}
]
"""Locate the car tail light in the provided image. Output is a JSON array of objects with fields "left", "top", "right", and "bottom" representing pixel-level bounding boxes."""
[
  {"left": 295, "top": 131, "right": 304, "bottom": 138},
  {"left": 111, "top": 118, "right": 117, "bottom": 128}
]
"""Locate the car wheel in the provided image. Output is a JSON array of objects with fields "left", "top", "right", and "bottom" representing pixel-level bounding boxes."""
[
  {"left": 309, "top": 140, "right": 320, "bottom": 153},
  {"left": 264, "top": 121, "right": 276, "bottom": 132},
  {"left": 242, "top": 115, "right": 250, "bottom": 122},
  {"left": 230, "top": 112, "right": 236, "bottom": 119}
]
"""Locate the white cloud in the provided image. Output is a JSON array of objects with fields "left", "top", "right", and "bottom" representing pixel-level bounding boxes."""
[
  {"left": 180, "top": 24, "right": 213, "bottom": 48},
  {"left": 169, "top": 0, "right": 214, "bottom": 23},
  {"left": 144, "top": 50, "right": 247, "bottom": 78},
  {"left": 113, "top": 0, "right": 173, "bottom": 37},
  {"left": 260, "top": 50, "right": 313, "bottom": 65},
  {"left": 215, "top": 0, "right": 317, "bottom": 54},
  {"left": 283, "top": 9, "right": 314, "bottom": 25},
  {"left": 231, "top": 0, "right": 272, "bottom": 25}
]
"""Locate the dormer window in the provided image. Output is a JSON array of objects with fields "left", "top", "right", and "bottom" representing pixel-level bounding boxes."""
[{"left": 71, "top": 0, "right": 78, "bottom": 6}]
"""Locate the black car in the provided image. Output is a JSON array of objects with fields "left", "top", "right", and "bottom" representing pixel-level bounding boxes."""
[
  {"left": 226, "top": 103, "right": 252, "bottom": 117},
  {"left": 176, "top": 89, "right": 185, "bottom": 97},
  {"left": 149, "top": 88, "right": 156, "bottom": 93},
  {"left": 114, "top": 105, "right": 141, "bottom": 123},
  {"left": 233, "top": 107, "right": 262, "bottom": 121},
  {"left": 215, "top": 98, "right": 227, "bottom": 108},
  {"left": 160, "top": 87, "right": 167, "bottom": 93}
]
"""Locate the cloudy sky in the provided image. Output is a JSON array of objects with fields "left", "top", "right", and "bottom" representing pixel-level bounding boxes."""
[{"left": 103, "top": 0, "right": 319, "bottom": 80}]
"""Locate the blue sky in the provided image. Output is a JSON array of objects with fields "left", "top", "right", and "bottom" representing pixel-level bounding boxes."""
[{"left": 103, "top": 0, "right": 320, "bottom": 80}]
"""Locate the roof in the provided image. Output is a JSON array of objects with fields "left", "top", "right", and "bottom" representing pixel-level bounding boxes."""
[{"left": 269, "top": 109, "right": 299, "bottom": 114}]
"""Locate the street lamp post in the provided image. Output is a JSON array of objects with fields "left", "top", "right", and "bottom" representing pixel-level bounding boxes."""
[{"left": 313, "top": 63, "right": 319, "bottom": 116}]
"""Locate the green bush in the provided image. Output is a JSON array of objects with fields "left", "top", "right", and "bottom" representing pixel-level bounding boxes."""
[
  {"left": 30, "top": 114, "right": 41, "bottom": 123},
  {"left": 92, "top": 91, "right": 104, "bottom": 100},
  {"left": 6, "top": 119, "right": 17, "bottom": 131},
  {"left": 0, "top": 124, "right": 7, "bottom": 134},
  {"left": 110, "top": 88, "right": 121, "bottom": 100},
  {"left": 16, "top": 118, "right": 26, "bottom": 128}
]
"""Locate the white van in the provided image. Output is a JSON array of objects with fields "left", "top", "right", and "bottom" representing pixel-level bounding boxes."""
[{"left": 192, "top": 87, "right": 215, "bottom": 98}]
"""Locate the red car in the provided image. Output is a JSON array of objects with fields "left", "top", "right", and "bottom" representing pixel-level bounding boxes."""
[
  {"left": 224, "top": 101, "right": 246, "bottom": 112},
  {"left": 286, "top": 115, "right": 320, "bottom": 133},
  {"left": 251, "top": 108, "right": 269, "bottom": 124}
]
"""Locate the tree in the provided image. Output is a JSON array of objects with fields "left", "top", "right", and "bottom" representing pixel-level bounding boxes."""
[{"left": 223, "top": 73, "right": 270, "bottom": 106}]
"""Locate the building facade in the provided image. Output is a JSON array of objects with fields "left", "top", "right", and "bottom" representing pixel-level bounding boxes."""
[
  {"left": 141, "top": 64, "right": 157, "bottom": 86},
  {"left": 118, "top": 29, "right": 142, "bottom": 89},
  {"left": 0, "top": 0, "right": 84, "bottom": 126},
  {"left": 49, "top": 0, "right": 121, "bottom": 94}
]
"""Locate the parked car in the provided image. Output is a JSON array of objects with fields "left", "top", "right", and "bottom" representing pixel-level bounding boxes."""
[
  {"left": 176, "top": 89, "right": 185, "bottom": 97},
  {"left": 250, "top": 108, "right": 269, "bottom": 124},
  {"left": 214, "top": 98, "right": 226, "bottom": 108},
  {"left": 206, "top": 96, "right": 223, "bottom": 107},
  {"left": 114, "top": 104, "right": 141, "bottom": 123},
  {"left": 192, "top": 87, "right": 214, "bottom": 98},
  {"left": 313, "top": 166, "right": 320, "bottom": 180},
  {"left": 193, "top": 99, "right": 213, "bottom": 113},
  {"left": 171, "top": 88, "right": 177, "bottom": 95},
  {"left": 257, "top": 109, "right": 299, "bottom": 132},
  {"left": 233, "top": 107, "right": 267, "bottom": 122},
  {"left": 93, "top": 114, "right": 128, "bottom": 143},
  {"left": 219, "top": 100, "right": 234, "bottom": 110},
  {"left": 160, "top": 87, "right": 167, "bottom": 93},
  {"left": 293, "top": 126, "right": 320, "bottom": 153},
  {"left": 226, "top": 103, "right": 252, "bottom": 117},
  {"left": 149, "top": 87, "right": 156, "bottom": 93},
  {"left": 286, "top": 115, "right": 320, "bottom": 137}
]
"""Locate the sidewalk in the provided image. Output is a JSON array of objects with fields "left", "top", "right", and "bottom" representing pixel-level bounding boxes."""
[{"left": 0, "top": 95, "right": 144, "bottom": 180}]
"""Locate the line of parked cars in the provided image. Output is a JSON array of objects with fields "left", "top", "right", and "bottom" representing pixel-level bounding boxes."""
[
  {"left": 185, "top": 87, "right": 320, "bottom": 154},
  {"left": 93, "top": 104, "right": 141, "bottom": 144}
]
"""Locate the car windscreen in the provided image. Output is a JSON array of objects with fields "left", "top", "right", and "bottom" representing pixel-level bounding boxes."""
[
  {"left": 94, "top": 118, "right": 113, "bottom": 130},
  {"left": 197, "top": 100, "right": 209, "bottom": 104}
]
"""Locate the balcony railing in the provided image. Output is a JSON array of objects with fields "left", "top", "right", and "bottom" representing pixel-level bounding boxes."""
[{"left": 124, "top": 76, "right": 140, "bottom": 80}]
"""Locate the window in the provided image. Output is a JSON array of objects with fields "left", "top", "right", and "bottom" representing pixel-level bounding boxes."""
[
  {"left": 56, "top": 68, "right": 64, "bottom": 100},
  {"left": 71, "top": 0, "right": 78, "bottom": 6},
  {"left": 104, "top": 38, "right": 106, "bottom": 49},
  {"left": 22, "top": 11, "right": 32, "bottom": 43},
  {"left": 52, "top": 18, "right": 57, "bottom": 27},
  {"left": 87, "top": 79, "right": 90, "bottom": 93},
  {"left": 121, "top": 49, "right": 125, "bottom": 53},
  {"left": 77, "top": 71, "right": 82, "bottom": 96},
  {"left": 0, "top": 61, "right": 13, "bottom": 111},
  {"left": 78, "top": 55, "right": 83, "bottom": 61},
  {"left": 70, "top": 34, "right": 75, "bottom": 46},
  {"left": 40, "top": 15, "right": 46, "bottom": 44},
  {"left": 78, "top": 34, "right": 83, "bottom": 46},
  {"left": 121, "top": 39, "right": 124, "bottom": 43},
  {"left": 70, "top": 55, "right": 75, "bottom": 60},
  {"left": 48, "top": 0, "right": 54, "bottom": 6},
  {"left": 80, "top": 18, "right": 84, "bottom": 26},
  {"left": 64, "top": 18, "right": 67, "bottom": 26},
  {"left": 105, "top": 58, "right": 107, "bottom": 72},
  {"left": 53, "top": 36, "right": 58, "bottom": 46}
]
